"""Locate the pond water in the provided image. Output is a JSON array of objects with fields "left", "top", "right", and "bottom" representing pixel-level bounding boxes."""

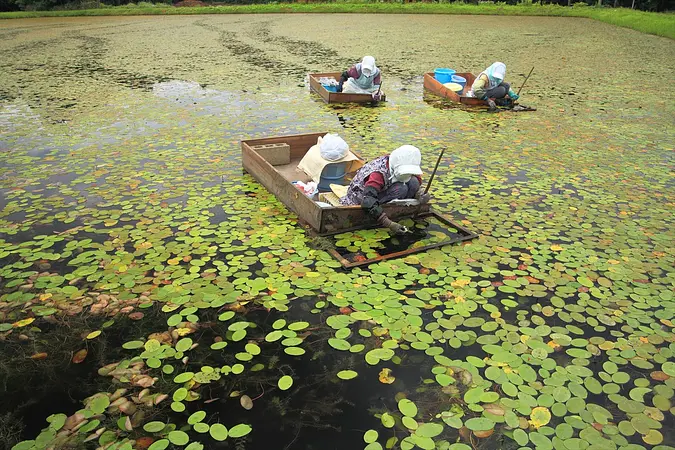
[{"left": 1, "top": 13, "right": 674, "bottom": 450}]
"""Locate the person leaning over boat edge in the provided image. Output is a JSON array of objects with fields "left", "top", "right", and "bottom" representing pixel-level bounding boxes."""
[
  {"left": 471, "top": 62, "right": 520, "bottom": 111},
  {"left": 340, "top": 145, "right": 430, "bottom": 235},
  {"left": 337, "top": 56, "right": 382, "bottom": 101}
]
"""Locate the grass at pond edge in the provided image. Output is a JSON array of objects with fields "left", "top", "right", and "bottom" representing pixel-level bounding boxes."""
[{"left": 1, "top": 3, "right": 673, "bottom": 40}]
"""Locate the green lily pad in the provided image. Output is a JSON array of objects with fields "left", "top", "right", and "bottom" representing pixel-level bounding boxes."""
[
  {"left": 278, "top": 375, "right": 293, "bottom": 391},
  {"left": 381, "top": 413, "right": 395, "bottom": 428},
  {"left": 122, "top": 340, "right": 144, "bottom": 349},
  {"left": 364, "top": 429, "right": 378, "bottom": 443},
  {"left": 167, "top": 430, "right": 189, "bottom": 446},
  {"left": 464, "top": 418, "right": 494, "bottom": 431},
  {"left": 229, "top": 424, "right": 252, "bottom": 438},
  {"left": 188, "top": 411, "right": 206, "bottom": 425},
  {"left": 175, "top": 337, "right": 192, "bottom": 352},
  {"left": 143, "top": 421, "right": 166, "bottom": 433},
  {"left": 415, "top": 423, "right": 443, "bottom": 438},
  {"left": 328, "top": 338, "right": 351, "bottom": 351},
  {"left": 209, "top": 423, "right": 228, "bottom": 441},
  {"left": 193, "top": 423, "right": 209, "bottom": 434},
  {"left": 513, "top": 428, "right": 528, "bottom": 445},
  {"left": 148, "top": 439, "right": 170, "bottom": 450},
  {"left": 334, "top": 368, "right": 357, "bottom": 379},
  {"left": 661, "top": 362, "right": 675, "bottom": 377},
  {"left": 173, "top": 372, "right": 194, "bottom": 384},
  {"left": 398, "top": 399, "right": 418, "bottom": 417}
]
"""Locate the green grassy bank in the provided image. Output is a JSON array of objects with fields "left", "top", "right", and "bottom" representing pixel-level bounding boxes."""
[{"left": 1, "top": 3, "right": 673, "bottom": 39}]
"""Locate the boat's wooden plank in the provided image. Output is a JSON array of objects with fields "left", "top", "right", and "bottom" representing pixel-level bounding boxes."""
[
  {"left": 242, "top": 139, "right": 323, "bottom": 231},
  {"left": 311, "top": 72, "right": 344, "bottom": 79},
  {"left": 320, "top": 203, "right": 430, "bottom": 235},
  {"left": 243, "top": 132, "right": 325, "bottom": 160},
  {"left": 332, "top": 92, "right": 381, "bottom": 103},
  {"left": 309, "top": 73, "right": 332, "bottom": 103}
]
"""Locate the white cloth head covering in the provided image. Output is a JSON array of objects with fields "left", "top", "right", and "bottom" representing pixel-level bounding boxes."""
[
  {"left": 297, "top": 135, "right": 364, "bottom": 184},
  {"left": 319, "top": 134, "right": 349, "bottom": 161},
  {"left": 361, "top": 56, "right": 376, "bottom": 76},
  {"left": 389, "top": 145, "right": 422, "bottom": 182},
  {"left": 485, "top": 62, "right": 506, "bottom": 86}
]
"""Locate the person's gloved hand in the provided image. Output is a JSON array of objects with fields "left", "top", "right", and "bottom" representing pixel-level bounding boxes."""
[
  {"left": 509, "top": 92, "right": 520, "bottom": 101},
  {"left": 378, "top": 213, "right": 407, "bottom": 235},
  {"left": 388, "top": 221, "right": 406, "bottom": 235},
  {"left": 415, "top": 191, "right": 431, "bottom": 205},
  {"left": 372, "top": 92, "right": 382, "bottom": 101},
  {"left": 487, "top": 99, "right": 497, "bottom": 112}
]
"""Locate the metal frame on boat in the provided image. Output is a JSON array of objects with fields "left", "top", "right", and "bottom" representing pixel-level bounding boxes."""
[{"left": 323, "top": 211, "right": 478, "bottom": 269}]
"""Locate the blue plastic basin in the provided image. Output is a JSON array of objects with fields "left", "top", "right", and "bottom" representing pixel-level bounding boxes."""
[
  {"left": 318, "top": 162, "right": 347, "bottom": 192},
  {"left": 434, "top": 68, "right": 456, "bottom": 84},
  {"left": 451, "top": 75, "right": 467, "bottom": 93},
  {"left": 323, "top": 85, "right": 338, "bottom": 92}
]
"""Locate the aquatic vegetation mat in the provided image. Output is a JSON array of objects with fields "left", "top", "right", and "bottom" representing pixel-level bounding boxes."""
[{"left": 1, "top": 13, "right": 674, "bottom": 450}]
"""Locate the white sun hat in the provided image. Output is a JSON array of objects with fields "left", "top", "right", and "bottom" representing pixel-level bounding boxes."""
[{"left": 389, "top": 145, "right": 422, "bottom": 182}]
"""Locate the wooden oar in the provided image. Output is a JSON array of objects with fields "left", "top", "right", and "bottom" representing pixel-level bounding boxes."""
[{"left": 516, "top": 67, "right": 535, "bottom": 97}]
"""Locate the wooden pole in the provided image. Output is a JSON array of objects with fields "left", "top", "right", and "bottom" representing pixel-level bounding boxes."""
[
  {"left": 424, "top": 147, "right": 446, "bottom": 195},
  {"left": 516, "top": 67, "right": 535, "bottom": 97}
]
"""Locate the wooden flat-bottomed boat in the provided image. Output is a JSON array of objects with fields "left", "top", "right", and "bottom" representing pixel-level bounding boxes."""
[
  {"left": 423, "top": 72, "right": 487, "bottom": 106},
  {"left": 241, "top": 132, "right": 478, "bottom": 268},
  {"left": 309, "top": 72, "right": 385, "bottom": 104},
  {"left": 241, "top": 132, "right": 423, "bottom": 235}
]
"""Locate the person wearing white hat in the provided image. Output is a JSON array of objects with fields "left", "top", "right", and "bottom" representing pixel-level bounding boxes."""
[
  {"left": 297, "top": 134, "right": 364, "bottom": 187},
  {"left": 340, "top": 145, "right": 430, "bottom": 234},
  {"left": 338, "top": 56, "right": 383, "bottom": 100},
  {"left": 470, "top": 62, "right": 519, "bottom": 111}
]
